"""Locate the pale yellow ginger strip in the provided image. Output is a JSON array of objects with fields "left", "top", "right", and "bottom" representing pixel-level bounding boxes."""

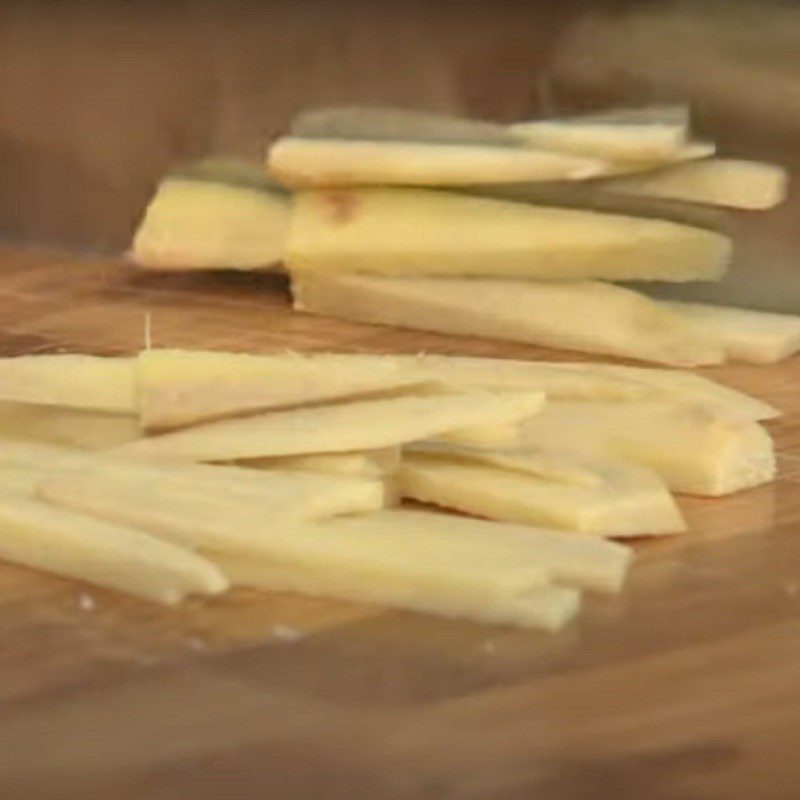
[
  {"left": 36, "top": 472, "right": 586, "bottom": 630},
  {"left": 132, "top": 177, "right": 289, "bottom": 270},
  {"left": 137, "top": 348, "right": 427, "bottom": 431},
  {"left": 37, "top": 468, "right": 383, "bottom": 557},
  {"left": 0, "top": 355, "right": 136, "bottom": 414},
  {"left": 0, "top": 440, "right": 115, "bottom": 471},
  {"left": 0, "top": 488, "right": 227, "bottom": 604},
  {"left": 0, "top": 402, "right": 139, "bottom": 450},
  {"left": 439, "top": 422, "right": 526, "bottom": 449},
  {"left": 292, "top": 272, "right": 725, "bottom": 367},
  {"left": 281, "top": 509, "right": 632, "bottom": 594},
  {"left": 114, "top": 392, "right": 544, "bottom": 463},
  {"left": 0, "top": 440, "right": 384, "bottom": 521},
  {"left": 37, "top": 468, "right": 631, "bottom": 597},
  {"left": 214, "top": 554, "right": 580, "bottom": 632},
  {"left": 268, "top": 138, "right": 606, "bottom": 188},
  {"left": 460, "top": 177, "right": 728, "bottom": 232},
  {"left": 141, "top": 347, "right": 774, "bottom": 431},
  {"left": 407, "top": 443, "right": 606, "bottom": 488},
  {"left": 599, "top": 159, "right": 787, "bottom": 210},
  {"left": 286, "top": 105, "right": 707, "bottom": 176},
  {"left": 286, "top": 187, "right": 730, "bottom": 282},
  {"left": 548, "top": 362, "right": 779, "bottom": 421},
  {"left": 399, "top": 448, "right": 686, "bottom": 537},
  {"left": 0, "top": 464, "right": 52, "bottom": 496},
  {"left": 662, "top": 301, "right": 800, "bottom": 364},
  {"left": 518, "top": 400, "right": 775, "bottom": 496},
  {"left": 237, "top": 448, "right": 401, "bottom": 505},
  {"left": 594, "top": 141, "right": 716, "bottom": 177},
  {"left": 241, "top": 447, "right": 400, "bottom": 479},
  {"left": 390, "top": 354, "right": 651, "bottom": 399},
  {"left": 509, "top": 117, "right": 686, "bottom": 161},
  {"left": 386, "top": 354, "right": 777, "bottom": 421}
]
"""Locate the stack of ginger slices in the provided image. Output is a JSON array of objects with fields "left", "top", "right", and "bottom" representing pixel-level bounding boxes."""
[
  {"left": 0, "top": 348, "right": 781, "bottom": 631},
  {"left": 133, "top": 105, "right": 800, "bottom": 367}
]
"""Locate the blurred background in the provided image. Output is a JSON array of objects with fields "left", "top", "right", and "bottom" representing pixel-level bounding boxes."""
[{"left": 1, "top": 0, "right": 800, "bottom": 307}]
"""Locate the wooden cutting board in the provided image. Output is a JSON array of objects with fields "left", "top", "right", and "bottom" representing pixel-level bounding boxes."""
[{"left": 1, "top": 245, "right": 799, "bottom": 800}]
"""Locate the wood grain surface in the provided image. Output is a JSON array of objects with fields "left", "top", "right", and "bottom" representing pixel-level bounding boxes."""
[{"left": 0, "top": 246, "right": 799, "bottom": 799}]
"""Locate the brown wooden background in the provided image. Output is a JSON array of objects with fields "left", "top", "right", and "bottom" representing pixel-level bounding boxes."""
[
  {"left": 3, "top": 0, "right": 800, "bottom": 256},
  {"left": 0, "top": 0, "right": 577, "bottom": 251}
]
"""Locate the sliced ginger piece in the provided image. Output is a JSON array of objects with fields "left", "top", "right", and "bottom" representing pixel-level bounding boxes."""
[
  {"left": 553, "top": 362, "right": 779, "bottom": 421},
  {"left": 0, "top": 443, "right": 384, "bottom": 518},
  {"left": 598, "top": 158, "right": 787, "bottom": 210},
  {"left": 38, "top": 467, "right": 631, "bottom": 598},
  {"left": 242, "top": 447, "right": 400, "bottom": 479},
  {"left": 408, "top": 443, "right": 603, "bottom": 487},
  {"left": 283, "top": 509, "right": 632, "bottom": 595},
  {"left": 0, "top": 355, "right": 136, "bottom": 414},
  {"left": 400, "top": 446, "right": 685, "bottom": 537},
  {"left": 286, "top": 187, "right": 730, "bottom": 282},
  {"left": 662, "top": 301, "right": 800, "bottom": 364},
  {"left": 0, "top": 440, "right": 110, "bottom": 472},
  {"left": 512, "top": 122, "right": 683, "bottom": 161},
  {"left": 0, "top": 401, "right": 139, "bottom": 449},
  {"left": 0, "top": 440, "right": 385, "bottom": 522},
  {"left": 390, "top": 354, "right": 652, "bottom": 399},
  {"left": 38, "top": 464, "right": 384, "bottom": 557},
  {"left": 240, "top": 448, "right": 402, "bottom": 508},
  {"left": 39, "top": 474, "right": 631, "bottom": 604},
  {"left": 461, "top": 179, "right": 728, "bottom": 232},
  {"left": 390, "top": 354, "right": 777, "bottom": 420},
  {"left": 132, "top": 176, "right": 289, "bottom": 270},
  {"left": 36, "top": 470, "right": 583, "bottom": 630},
  {"left": 292, "top": 271, "right": 725, "bottom": 367},
  {"left": 287, "top": 105, "right": 706, "bottom": 176},
  {"left": 595, "top": 141, "right": 716, "bottom": 178},
  {"left": 0, "top": 464, "right": 54, "bottom": 496},
  {"left": 138, "top": 348, "right": 427, "bottom": 430},
  {"left": 114, "top": 391, "right": 544, "bottom": 463},
  {"left": 0, "top": 438, "right": 122, "bottom": 473},
  {"left": 0, "top": 489, "right": 227, "bottom": 604},
  {"left": 519, "top": 400, "right": 775, "bottom": 496},
  {"left": 439, "top": 422, "right": 527, "bottom": 448},
  {"left": 268, "top": 137, "right": 607, "bottom": 188},
  {"left": 213, "top": 554, "right": 580, "bottom": 632},
  {"left": 509, "top": 106, "right": 687, "bottom": 161}
]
